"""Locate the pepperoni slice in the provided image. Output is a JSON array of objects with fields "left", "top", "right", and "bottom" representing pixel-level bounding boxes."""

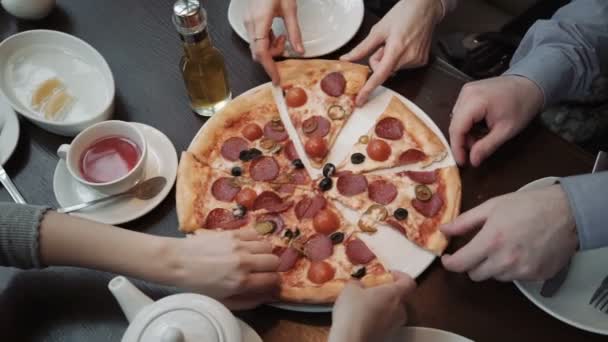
[
  {"left": 303, "top": 116, "right": 330, "bottom": 138},
  {"left": 211, "top": 177, "right": 241, "bottom": 202},
  {"left": 386, "top": 219, "right": 407, "bottom": 237},
  {"left": 257, "top": 213, "right": 285, "bottom": 234},
  {"left": 412, "top": 193, "right": 444, "bottom": 218},
  {"left": 249, "top": 156, "right": 280, "bottom": 181},
  {"left": 333, "top": 170, "right": 353, "bottom": 178},
  {"left": 220, "top": 137, "right": 249, "bottom": 161},
  {"left": 345, "top": 238, "right": 376, "bottom": 264},
  {"left": 398, "top": 149, "right": 426, "bottom": 165},
  {"left": 337, "top": 173, "right": 368, "bottom": 196},
  {"left": 295, "top": 194, "right": 327, "bottom": 220},
  {"left": 284, "top": 140, "right": 299, "bottom": 161},
  {"left": 241, "top": 123, "right": 263, "bottom": 141},
  {"left": 263, "top": 122, "right": 289, "bottom": 142},
  {"left": 278, "top": 247, "right": 301, "bottom": 272},
  {"left": 304, "top": 234, "right": 333, "bottom": 261},
  {"left": 368, "top": 180, "right": 398, "bottom": 205},
  {"left": 291, "top": 168, "right": 310, "bottom": 185},
  {"left": 308, "top": 261, "right": 336, "bottom": 284},
  {"left": 204, "top": 208, "right": 249, "bottom": 230},
  {"left": 278, "top": 184, "right": 296, "bottom": 194},
  {"left": 375, "top": 117, "right": 404, "bottom": 140},
  {"left": 401, "top": 170, "right": 437, "bottom": 184},
  {"left": 320, "top": 72, "right": 346, "bottom": 97},
  {"left": 253, "top": 191, "right": 283, "bottom": 211},
  {"left": 263, "top": 201, "right": 294, "bottom": 214}
]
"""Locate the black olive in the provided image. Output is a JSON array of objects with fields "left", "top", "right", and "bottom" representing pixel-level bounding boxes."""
[
  {"left": 232, "top": 204, "right": 247, "bottom": 218},
  {"left": 394, "top": 208, "right": 408, "bottom": 221},
  {"left": 351, "top": 153, "right": 365, "bottom": 164},
  {"left": 294, "top": 228, "right": 301, "bottom": 238},
  {"left": 319, "top": 177, "right": 333, "bottom": 192},
  {"left": 284, "top": 229, "right": 294, "bottom": 240},
  {"left": 231, "top": 166, "right": 242, "bottom": 177},
  {"left": 351, "top": 267, "right": 367, "bottom": 279},
  {"left": 330, "top": 232, "right": 344, "bottom": 244},
  {"left": 239, "top": 150, "right": 252, "bottom": 161},
  {"left": 249, "top": 148, "right": 263, "bottom": 160},
  {"left": 322, "top": 163, "right": 336, "bottom": 177},
  {"left": 292, "top": 158, "right": 305, "bottom": 169}
]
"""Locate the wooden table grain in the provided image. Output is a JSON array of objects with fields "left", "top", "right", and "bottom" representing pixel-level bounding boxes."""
[{"left": 0, "top": 1, "right": 600, "bottom": 341}]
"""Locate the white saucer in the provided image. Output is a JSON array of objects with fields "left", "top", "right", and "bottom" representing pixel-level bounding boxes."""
[
  {"left": 0, "top": 95, "right": 20, "bottom": 165},
  {"left": 228, "top": 0, "right": 364, "bottom": 58},
  {"left": 514, "top": 177, "right": 608, "bottom": 335},
  {"left": 53, "top": 122, "right": 177, "bottom": 225},
  {"left": 389, "top": 327, "right": 473, "bottom": 342},
  {"left": 238, "top": 318, "right": 263, "bottom": 342}
]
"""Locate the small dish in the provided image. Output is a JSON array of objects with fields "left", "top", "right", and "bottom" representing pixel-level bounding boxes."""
[
  {"left": 0, "top": 30, "right": 115, "bottom": 137},
  {"left": 228, "top": 0, "right": 365, "bottom": 58},
  {"left": 390, "top": 327, "right": 473, "bottom": 342},
  {"left": 0, "top": 95, "right": 19, "bottom": 165},
  {"left": 53, "top": 123, "right": 177, "bottom": 225}
]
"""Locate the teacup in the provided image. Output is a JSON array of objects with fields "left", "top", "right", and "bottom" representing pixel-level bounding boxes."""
[{"left": 57, "top": 120, "right": 147, "bottom": 194}]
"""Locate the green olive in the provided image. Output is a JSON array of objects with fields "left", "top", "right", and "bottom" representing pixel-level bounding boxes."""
[
  {"left": 415, "top": 185, "right": 433, "bottom": 202},
  {"left": 255, "top": 221, "right": 276, "bottom": 235},
  {"left": 327, "top": 105, "right": 346, "bottom": 120}
]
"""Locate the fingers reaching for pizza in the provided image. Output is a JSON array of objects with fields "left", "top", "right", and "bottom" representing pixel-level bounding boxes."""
[
  {"left": 340, "top": 0, "right": 443, "bottom": 106},
  {"left": 329, "top": 271, "right": 416, "bottom": 342},
  {"left": 448, "top": 76, "right": 544, "bottom": 167},
  {"left": 244, "top": 0, "right": 304, "bottom": 84},
  {"left": 176, "top": 228, "right": 280, "bottom": 308}
]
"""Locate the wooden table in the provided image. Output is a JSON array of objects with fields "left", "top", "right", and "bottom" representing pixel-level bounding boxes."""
[{"left": 0, "top": 1, "right": 600, "bottom": 341}]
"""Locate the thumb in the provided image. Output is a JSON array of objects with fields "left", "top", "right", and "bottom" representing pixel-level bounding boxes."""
[
  {"left": 340, "top": 32, "right": 383, "bottom": 62},
  {"left": 282, "top": 6, "right": 304, "bottom": 53},
  {"left": 440, "top": 201, "right": 491, "bottom": 237},
  {"left": 469, "top": 123, "right": 510, "bottom": 167},
  {"left": 391, "top": 271, "right": 416, "bottom": 300}
]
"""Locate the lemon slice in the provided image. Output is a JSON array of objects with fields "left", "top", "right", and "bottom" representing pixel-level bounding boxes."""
[
  {"left": 42, "top": 89, "right": 74, "bottom": 121},
  {"left": 31, "top": 78, "right": 65, "bottom": 110}
]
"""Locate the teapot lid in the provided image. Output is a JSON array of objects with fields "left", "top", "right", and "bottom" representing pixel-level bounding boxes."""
[{"left": 121, "top": 294, "right": 241, "bottom": 342}]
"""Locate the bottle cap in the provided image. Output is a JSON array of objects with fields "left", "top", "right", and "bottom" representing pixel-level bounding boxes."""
[{"left": 172, "top": 0, "right": 207, "bottom": 35}]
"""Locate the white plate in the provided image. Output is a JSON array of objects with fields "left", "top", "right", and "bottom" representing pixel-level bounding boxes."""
[
  {"left": 0, "top": 95, "right": 19, "bottom": 165},
  {"left": 514, "top": 177, "right": 608, "bottom": 335},
  {"left": 228, "top": 0, "right": 364, "bottom": 58},
  {"left": 238, "top": 318, "right": 263, "bottom": 342},
  {"left": 53, "top": 123, "right": 177, "bottom": 225},
  {"left": 389, "top": 327, "right": 473, "bottom": 342}
]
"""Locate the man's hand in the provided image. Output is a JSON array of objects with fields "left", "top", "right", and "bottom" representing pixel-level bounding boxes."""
[
  {"left": 441, "top": 185, "right": 578, "bottom": 282},
  {"left": 341, "top": 0, "right": 443, "bottom": 106},
  {"left": 449, "top": 75, "right": 544, "bottom": 167},
  {"left": 174, "top": 228, "right": 280, "bottom": 310},
  {"left": 244, "top": 0, "right": 304, "bottom": 84},
  {"left": 329, "top": 271, "right": 416, "bottom": 342}
]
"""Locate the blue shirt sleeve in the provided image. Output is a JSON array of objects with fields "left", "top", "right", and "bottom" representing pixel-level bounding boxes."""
[{"left": 504, "top": 0, "right": 608, "bottom": 106}]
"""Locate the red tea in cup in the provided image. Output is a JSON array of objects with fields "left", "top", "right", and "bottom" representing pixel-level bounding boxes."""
[{"left": 79, "top": 135, "right": 141, "bottom": 183}]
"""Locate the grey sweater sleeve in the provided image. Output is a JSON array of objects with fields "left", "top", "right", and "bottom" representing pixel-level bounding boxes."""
[
  {"left": 0, "top": 203, "right": 49, "bottom": 268},
  {"left": 560, "top": 172, "right": 608, "bottom": 250}
]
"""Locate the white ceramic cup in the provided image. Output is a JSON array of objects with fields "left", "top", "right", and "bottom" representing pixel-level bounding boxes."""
[
  {"left": 1, "top": 0, "right": 56, "bottom": 20},
  {"left": 57, "top": 120, "right": 147, "bottom": 195}
]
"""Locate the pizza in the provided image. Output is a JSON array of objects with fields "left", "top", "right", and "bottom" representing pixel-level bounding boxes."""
[
  {"left": 277, "top": 59, "right": 370, "bottom": 168},
  {"left": 176, "top": 59, "right": 461, "bottom": 304},
  {"left": 337, "top": 96, "right": 447, "bottom": 174}
]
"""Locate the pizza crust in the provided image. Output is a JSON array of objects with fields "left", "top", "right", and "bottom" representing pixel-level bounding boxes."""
[
  {"left": 425, "top": 165, "right": 462, "bottom": 255},
  {"left": 176, "top": 152, "right": 213, "bottom": 233}
]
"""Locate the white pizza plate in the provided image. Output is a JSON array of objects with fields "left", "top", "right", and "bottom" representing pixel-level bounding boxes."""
[
  {"left": 228, "top": 0, "right": 364, "bottom": 58},
  {"left": 53, "top": 122, "right": 178, "bottom": 225},
  {"left": 389, "top": 327, "right": 473, "bottom": 342},
  {"left": 514, "top": 177, "right": 608, "bottom": 335},
  {"left": 0, "top": 94, "right": 20, "bottom": 165},
  {"left": 238, "top": 319, "right": 263, "bottom": 342},
  {"left": 189, "top": 83, "right": 456, "bottom": 313}
]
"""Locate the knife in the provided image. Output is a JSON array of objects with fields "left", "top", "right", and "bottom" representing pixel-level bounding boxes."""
[{"left": 540, "top": 150, "right": 608, "bottom": 297}]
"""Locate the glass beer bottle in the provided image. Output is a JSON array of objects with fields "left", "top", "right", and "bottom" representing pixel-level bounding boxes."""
[{"left": 172, "top": 0, "right": 231, "bottom": 116}]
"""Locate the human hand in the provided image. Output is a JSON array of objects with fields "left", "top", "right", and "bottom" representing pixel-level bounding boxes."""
[
  {"left": 329, "top": 271, "right": 416, "bottom": 342},
  {"left": 244, "top": 0, "right": 304, "bottom": 84},
  {"left": 174, "top": 228, "right": 280, "bottom": 310},
  {"left": 341, "top": 0, "right": 443, "bottom": 106},
  {"left": 441, "top": 185, "right": 578, "bottom": 282},
  {"left": 449, "top": 75, "right": 544, "bottom": 167}
]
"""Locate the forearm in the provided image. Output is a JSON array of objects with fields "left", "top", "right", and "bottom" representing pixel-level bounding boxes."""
[
  {"left": 39, "top": 211, "right": 182, "bottom": 285},
  {"left": 560, "top": 172, "right": 608, "bottom": 250}
]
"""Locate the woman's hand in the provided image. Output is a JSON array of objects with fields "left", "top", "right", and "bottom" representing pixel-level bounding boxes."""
[
  {"left": 329, "top": 271, "right": 416, "bottom": 342},
  {"left": 244, "top": 0, "right": 304, "bottom": 84},
  {"left": 173, "top": 228, "right": 280, "bottom": 310},
  {"left": 341, "top": 0, "right": 443, "bottom": 106}
]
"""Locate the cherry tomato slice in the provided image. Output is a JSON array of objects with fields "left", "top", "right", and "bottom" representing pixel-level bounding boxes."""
[
  {"left": 307, "top": 261, "right": 335, "bottom": 284},
  {"left": 235, "top": 187, "right": 257, "bottom": 209},
  {"left": 366, "top": 138, "right": 392, "bottom": 161},
  {"left": 304, "top": 136, "right": 328, "bottom": 158},
  {"left": 313, "top": 209, "right": 340, "bottom": 234},
  {"left": 241, "top": 123, "right": 263, "bottom": 141},
  {"left": 285, "top": 87, "right": 307, "bottom": 107}
]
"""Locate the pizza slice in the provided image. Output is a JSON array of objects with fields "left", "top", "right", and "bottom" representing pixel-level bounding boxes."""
[
  {"left": 337, "top": 96, "right": 448, "bottom": 174},
  {"left": 188, "top": 85, "right": 311, "bottom": 188},
  {"left": 277, "top": 59, "right": 370, "bottom": 169},
  {"left": 322, "top": 166, "right": 461, "bottom": 255}
]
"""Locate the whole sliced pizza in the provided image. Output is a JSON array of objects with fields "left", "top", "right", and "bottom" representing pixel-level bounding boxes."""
[{"left": 177, "top": 59, "right": 461, "bottom": 304}]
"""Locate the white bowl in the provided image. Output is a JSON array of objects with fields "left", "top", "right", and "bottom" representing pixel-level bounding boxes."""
[{"left": 0, "top": 30, "right": 115, "bottom": 137}]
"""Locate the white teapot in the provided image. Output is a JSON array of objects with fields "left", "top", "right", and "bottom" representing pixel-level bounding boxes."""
[{"left": 108, "top": 276, "right": 243, "bottom": 342}]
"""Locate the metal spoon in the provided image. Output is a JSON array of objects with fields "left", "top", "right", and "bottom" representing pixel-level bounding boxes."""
[
  {"left": 56, "top": 176, "right": 167, "bottom": 214},
  {"left": 0, "top": 164, "right": 26, "bottom": 204}
]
